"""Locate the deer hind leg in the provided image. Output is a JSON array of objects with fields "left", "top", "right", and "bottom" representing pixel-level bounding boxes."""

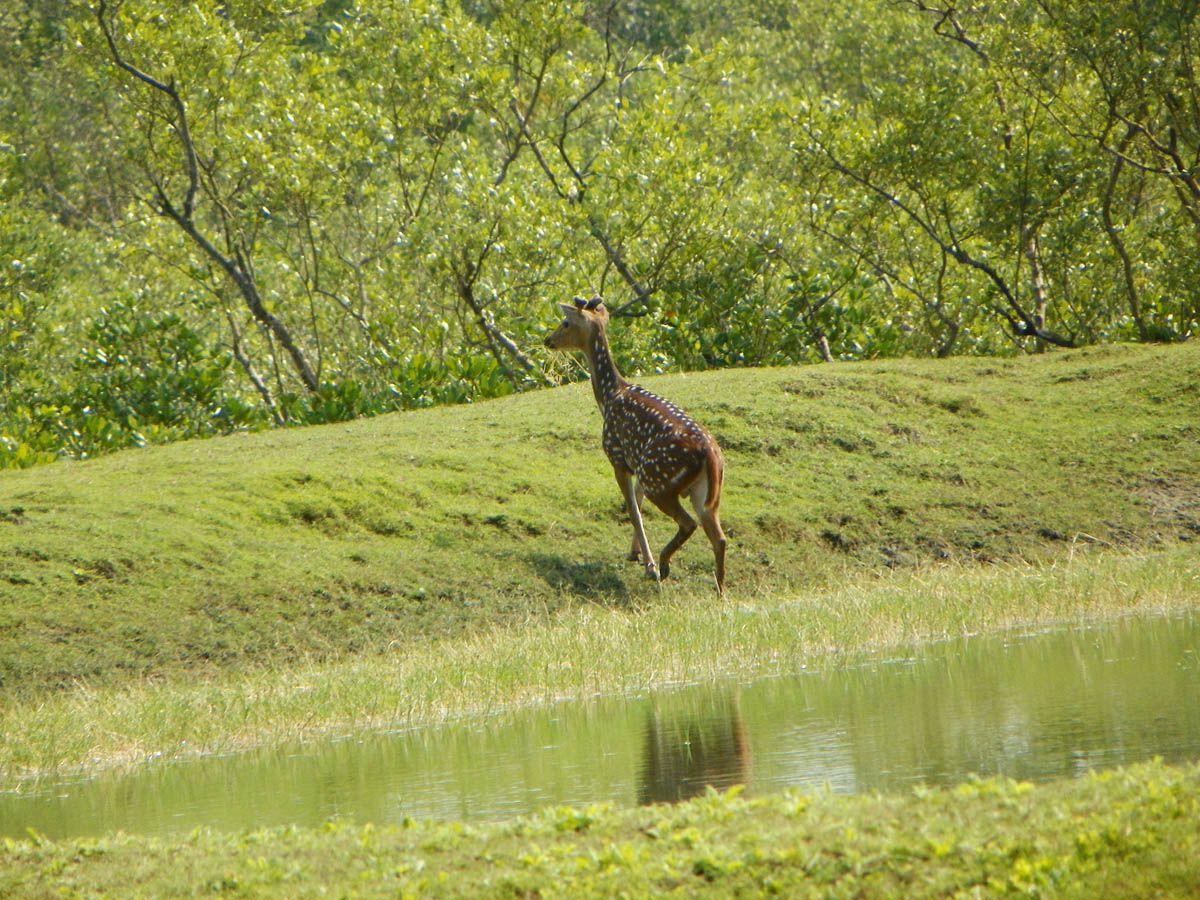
[
  {"left": 689, "top": 478, "right": 727, "bottom": 595},
  {"left": 615, "top": 466, "right": 658, "bottom": 580},
  {"left": 649, "top": 492, "right": 696, "bottom": 582}
]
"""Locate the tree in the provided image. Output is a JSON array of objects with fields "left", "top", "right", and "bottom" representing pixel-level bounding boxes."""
[{"left": 1018, "top": 0, "right": 1200, "bottom": 340}]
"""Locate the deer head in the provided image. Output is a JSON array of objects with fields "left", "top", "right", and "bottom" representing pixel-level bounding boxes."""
[{"left": 544, "top": 296, "right": 608, "bottom": 351}]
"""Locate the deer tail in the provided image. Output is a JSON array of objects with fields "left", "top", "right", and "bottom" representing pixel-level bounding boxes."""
[{"left": 703, "top": 445, "right": 724, "bottom": 512}]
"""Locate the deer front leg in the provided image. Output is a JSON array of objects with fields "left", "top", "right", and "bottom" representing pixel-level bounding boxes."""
[
  {"left": 627, "top": 482, "right": 645, "bottom": 561},
  {"left": 614, "top": 466, "right": 658, "bottom": 581}
]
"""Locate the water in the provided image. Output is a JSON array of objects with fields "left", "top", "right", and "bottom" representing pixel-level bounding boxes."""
[{"left": 2, "top": 613, "right": 1197, "bottom": 840}]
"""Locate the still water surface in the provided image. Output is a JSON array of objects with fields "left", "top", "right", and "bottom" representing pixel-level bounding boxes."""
[{"left": 3, "top": 613, "right": 1197, "bottom": 840}]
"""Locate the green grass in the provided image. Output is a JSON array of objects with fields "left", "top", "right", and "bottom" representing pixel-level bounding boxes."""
[
  {"left": 2, "top": 342, "right": 1198, "bottom": 694},
  {"left": 3, "top": 760, "right": 1197, "bottom": 897},
  {"left": 1, "top": 342, "right": 1200, "bottom": 784}
]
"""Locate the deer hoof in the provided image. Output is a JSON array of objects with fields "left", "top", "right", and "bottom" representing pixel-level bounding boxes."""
[
  {"left": 659, "top": 559, "right": 671, "bottom": 581},
  {"left": 644, "top": 563, "right": 660, "bottom": 582},
  {"left": 627, "top": 550, "right": 641, "bottom": 563}
]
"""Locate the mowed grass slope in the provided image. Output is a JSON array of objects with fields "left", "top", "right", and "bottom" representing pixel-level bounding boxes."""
[{"left": 2, "top": 342, "right": 1199, "bottom": 694}]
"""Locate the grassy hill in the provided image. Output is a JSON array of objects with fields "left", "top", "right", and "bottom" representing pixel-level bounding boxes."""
[{"left": 2, "top": 342, "right": 1199, "bottom": 696}]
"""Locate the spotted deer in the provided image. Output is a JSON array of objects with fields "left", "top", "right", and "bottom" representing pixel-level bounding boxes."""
[{"left": 544, "top": 297, "right": 727, "bottom": 594}]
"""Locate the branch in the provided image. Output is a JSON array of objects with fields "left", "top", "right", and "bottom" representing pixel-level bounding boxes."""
[
  {"left": 97, "top": 0, "right": 198, "bottom": 221},
  {"left": 802, "top": 124, "right": 1075, "bottom": 347},
  {"left": 511, "top": 95, "right": 569, "bottom": 200},
  {"left": 451, "top": 221, "right": 552, "bottom": 385},
  {"left": 96, "top": 0, "right": 321, "bottom": 392},
  {"left": 553, "top": 10, "right": 617, "bottom": 194},
  {"left": 495, "top": 51, "right": 553, "bottom": 188},
  {"left": 896, "top": 0, "right": 987, "bottom": 61},
  {"left": 226, "top": 310, "right": 285, "bottom": 425},
  {"left": 402, "top": 131, "right": 448, "bottom": 220},
  {"left": 163, "top": 198, "right": 321, "bottom": 390},
  {"left": 806, "top": 212, "right": 960, "bottom": 356},
  {"left": 586, "top": 215, "right": 656, "bottom": 316},
  {"left": 1099, "top": 127, "right": 1149, "bottom": 340}
]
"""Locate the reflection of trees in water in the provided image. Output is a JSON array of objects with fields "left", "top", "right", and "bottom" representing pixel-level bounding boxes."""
[
  {"left": 638, "top": 693, "right": 751, "bottom": 805},
  {"left": 829, "top": 620, "right": 1200, "bottom": 788}
]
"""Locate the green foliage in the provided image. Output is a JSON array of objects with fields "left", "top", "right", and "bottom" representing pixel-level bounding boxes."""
[
  {"left": 2, "top": 286, "right": 265, "bottom": 466},
  {"left": 0, "top": 194, "right": 68, "bottom": 469},
  {"left": 278, "top": 352, "right": 515, "bottom": 425},
  {"left": 1, "top": 0, "right": 1198, "bottom": 465},
  {"left": 61, "top": 301, "right": 260, "bottom": 452}
]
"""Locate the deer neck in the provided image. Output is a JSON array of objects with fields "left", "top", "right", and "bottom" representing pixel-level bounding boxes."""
[{"left": 583, "top": 327, "right": 625, "bottom": 412}]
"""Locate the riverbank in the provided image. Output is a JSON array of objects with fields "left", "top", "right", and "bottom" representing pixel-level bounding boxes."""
[
  {"left": 2, "top": 544, "right": 1197, "bottom": 786},
  {"left": 3, "top": 759, "right": 1197, "bottom": 896}
]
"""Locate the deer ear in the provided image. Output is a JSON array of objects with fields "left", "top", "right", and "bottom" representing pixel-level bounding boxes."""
[{"left": 559, "top": 302, "right": 583, "bottom": 317}]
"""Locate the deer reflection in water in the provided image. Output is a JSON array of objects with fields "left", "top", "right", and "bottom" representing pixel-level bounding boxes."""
[{"left": 638, "top": 693, "right": 751, "bottom": 805}]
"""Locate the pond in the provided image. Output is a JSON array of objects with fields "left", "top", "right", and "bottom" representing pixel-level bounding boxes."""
[{"left": 2, "top": 613, "right": 1197, "bottom": 840}]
